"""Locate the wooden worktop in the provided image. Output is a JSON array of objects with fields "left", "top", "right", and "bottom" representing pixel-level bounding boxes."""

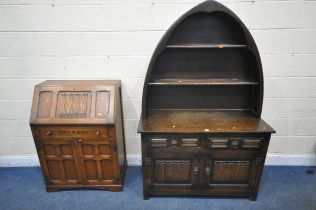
[{"left": 138, "top": 110, "right": 275, "bottom": 133}]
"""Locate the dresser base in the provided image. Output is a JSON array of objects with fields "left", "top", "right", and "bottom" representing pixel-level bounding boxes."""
[
  {"left": 140, "top": 132, "right": 270, "bottom": 201},
  {"left": 144, "top": 188, "right": 258, "bottom": 201}
]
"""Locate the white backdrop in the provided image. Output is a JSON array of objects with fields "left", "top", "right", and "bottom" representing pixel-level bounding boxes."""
[{"left": 0, "top": 0, "right": 315, "bottom": 166}]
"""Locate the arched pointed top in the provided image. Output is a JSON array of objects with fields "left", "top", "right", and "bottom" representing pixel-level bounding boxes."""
[
  {"left": 153, "top": 0, "right": 259, "bottom": 55},
  {"left": 141, "top": 0, "right": 264, "bottom": 119}
]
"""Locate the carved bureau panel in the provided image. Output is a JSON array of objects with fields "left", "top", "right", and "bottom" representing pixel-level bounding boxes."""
[{"left": 56, "top": 92, "right": 92, "bottom": 118}]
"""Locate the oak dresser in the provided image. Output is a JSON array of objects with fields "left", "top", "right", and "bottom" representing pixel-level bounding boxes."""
[{"left": 138, "top": 1, "right": 275, "bottom": 200}]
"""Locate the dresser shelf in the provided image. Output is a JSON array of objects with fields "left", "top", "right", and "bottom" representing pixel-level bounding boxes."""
[
  {"left": 166, "top": 44, "right": 247, "bottom": 49},
  {"left": 148, "top": 78, "right": 259, "bottom": 86}
]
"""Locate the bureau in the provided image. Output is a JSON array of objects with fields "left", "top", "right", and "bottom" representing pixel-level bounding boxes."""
[
  {"left": 30, "top": 80, "right": 126, "bottom": 192},
  {"left": 138, "top": 1, "right": 275, "bottom": 200}
]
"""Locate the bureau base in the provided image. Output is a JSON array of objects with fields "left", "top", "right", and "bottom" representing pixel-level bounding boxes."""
[
  {"left": 45, "top": 162, "right": 127, "bottom": 192},
  {"left": 46, "top": 185, "right": 123, "bottom": 192}
]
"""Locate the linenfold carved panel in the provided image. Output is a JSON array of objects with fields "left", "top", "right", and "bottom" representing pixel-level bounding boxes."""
[
  {"left": 212, "top": 160, "right": 250, "bottom": 183},
  {"left": 154, "top": 160, "right": 191, "bottom": 183},
  {"left": 56, "top": 92, "right": 91, "bottom": 118}
]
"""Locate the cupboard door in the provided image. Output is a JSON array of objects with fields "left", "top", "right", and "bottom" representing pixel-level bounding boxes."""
[
  {"left": 146, "top": 151, "right": 201, "bottom": 188},
  {"left": 210, "top": 160, "right": 252, "bottom": 184},
  {"left": 150, "top": 158, "right": 200, "bottom": 186},
  {"left": 145, "top": 135, "right": 203, "bottom": 188},
  {"left": 77, "top": 140, "right": 118, "bottom": 185},
  {"left": 204, "top": 150, "right": 258, "bottom": 191},
  {"left": 36, "top": 139, "right": 83, "bottom": 185}
]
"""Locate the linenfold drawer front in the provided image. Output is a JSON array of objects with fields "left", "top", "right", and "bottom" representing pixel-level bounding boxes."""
[{"left": 30, "top": 80, "right": 119, "bottom": 125}]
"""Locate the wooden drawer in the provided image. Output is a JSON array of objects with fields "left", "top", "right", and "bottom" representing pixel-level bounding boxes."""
[
  {"left": 149, "top": 136, "right": 201, "bottom": 148},
  {"left": 208, "top": 138, "right": 263, "bottom": 150},
  {"left": 32, "top": 127, "right": 114, "bottom": 139}
]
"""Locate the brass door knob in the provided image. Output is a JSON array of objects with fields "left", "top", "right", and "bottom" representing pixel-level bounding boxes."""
[
  {"left": 205, "top": 167, "right": 211, "bottom": 176},
  {"left": 194, "top": 166, "right": 199, "bottom": 175}
]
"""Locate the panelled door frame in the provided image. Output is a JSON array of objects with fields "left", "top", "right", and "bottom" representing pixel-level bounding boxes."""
[
  {"left": 145, "top": 138, "right": 202, "bottom": 188},
  {"left": 147, "top": 153, "right": 201, "bottom": 188},
  {"left": 204, "top": 155, "right": 258, "bottom": 186},
  {"left": 76, "top": 139, "right": 120, "bottom": 185},
  {"left": 204, "top": 134, "right": 269, "bottom": 190},
  {"left": 36, "top": 137, "right": 119, "bottom": 186},
  {"left": 35, "top": 138, "right": 84, "bottom": 185}
]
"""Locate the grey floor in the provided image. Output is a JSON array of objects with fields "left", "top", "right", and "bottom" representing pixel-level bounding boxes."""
[{"left": 0, "top": 166, "right": 315, "bottom": 210}]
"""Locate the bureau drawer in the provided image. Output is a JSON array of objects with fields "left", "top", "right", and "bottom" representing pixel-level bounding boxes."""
[
  {"left": 32, "top": 127, "right": 114, "bottom": 139},
  {"left": 208, "top": 138, "right": 263, "bottom": 150}
]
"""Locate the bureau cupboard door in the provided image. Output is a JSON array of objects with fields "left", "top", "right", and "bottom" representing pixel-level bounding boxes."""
[
  {"left": 36, "top": 139, "right": 83, "bottom": 185},
  {"left": 77, "top": 140, "right": 119, "bottom": 185}
]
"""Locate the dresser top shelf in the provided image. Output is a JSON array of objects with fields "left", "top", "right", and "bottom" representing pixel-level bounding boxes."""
[
  {"left": 166, "top": 44, "right": 247, "bottom": 49},
  {"left": 138, "top": 110, "right": 275, "bottom": 133},
  {"left": 148, "top": 78, "right": 258, "bottom": 86}
]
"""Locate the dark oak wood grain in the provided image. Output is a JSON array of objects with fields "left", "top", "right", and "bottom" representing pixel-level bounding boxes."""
[
  {"left": 138, "top": 0, "right": 275, "bottom": 201},
  {"left": 166, "top": 44, "right": 247, "bottom": 49},
  {"left": 148, "top": 79, "right": 259, "bottom": 86},
  {"left": 138, "top": 110, "right": 275, "bottom": 133}
]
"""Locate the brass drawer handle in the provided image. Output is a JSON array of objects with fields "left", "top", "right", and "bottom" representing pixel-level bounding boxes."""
[
  {"left": 170, "top": 140, "right": 178, "bottom": 147},
  {"left": 231, "top": 140, "right": 240, "bottom": 149},
  {"left": 96, "top": 130, "right": 100, "bottom": 136},
  {"left": 46, "top": 131, "right": 52, "bottom": 136},
  {"left": 194, "top": 166, "right": 199, "bottom": 175}
]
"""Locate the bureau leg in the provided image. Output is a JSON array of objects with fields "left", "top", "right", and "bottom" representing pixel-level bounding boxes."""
[
  {"left": 46, "top": 187, "right": 59, "bottom": 192},
  {"left": 250, "top": 190, "right": 258, "bottom": 201},
  {"left": 250, "top": 194, "right": 257, "bottom": 201},
  {"left": 107, "top": 187, "right": 123, "bottom": 192}
]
